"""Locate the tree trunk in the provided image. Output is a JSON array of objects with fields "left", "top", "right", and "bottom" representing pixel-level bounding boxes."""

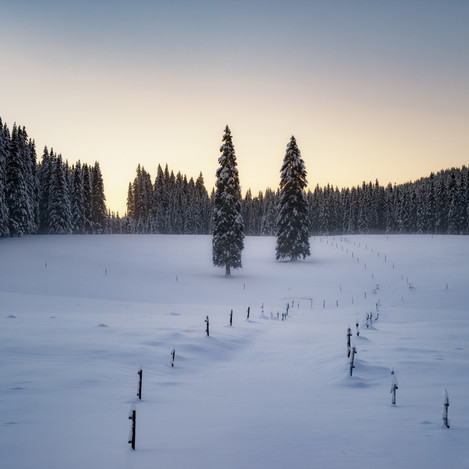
[{"left": 225, "top": 264, "right": 231, "bottom": 277}]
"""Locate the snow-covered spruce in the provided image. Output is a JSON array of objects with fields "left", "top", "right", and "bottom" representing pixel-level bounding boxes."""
[
  {"left": 276, "top": 136, "right": 310, "bottom": 261},
  {"left": 212, "top": 125, "right": 244, "bottom": 276}
]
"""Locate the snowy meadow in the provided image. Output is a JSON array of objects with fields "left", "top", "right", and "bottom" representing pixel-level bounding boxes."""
[{"left": 1, "top": 234, "right": 469, "bottom": 469}]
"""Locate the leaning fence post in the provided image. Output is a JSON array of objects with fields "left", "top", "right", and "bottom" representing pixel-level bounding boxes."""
[
  {"left": 247, "top": 306, "right": 250, "bottom": 320},
  {"left": 349, "top": 346, "right": 357, "bottom": 376}
]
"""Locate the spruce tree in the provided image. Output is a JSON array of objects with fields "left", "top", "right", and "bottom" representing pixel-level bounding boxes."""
[
  {"left": 212, "top": 125, "right": 244, "bottom": 276},
  {"left": 71, "top": 161, "right": 86, "bottom": 233},
  {"left": 6, "top": 124, "right": 31, "bottom": 236},
  {"left": 82, "top": 163, "right": 94, "bottom": 233},
  {"left": 91, "top": 162, "right": 107, "bottom": 233},
  {"left": 48, "top": 154, "right": 72, "bottom": 234},
  {"left": 0, "top": 120, "right": 10, "bottom": 236},
  {"left": 276, "top": 136, "right": 310, "bottom": 261}
]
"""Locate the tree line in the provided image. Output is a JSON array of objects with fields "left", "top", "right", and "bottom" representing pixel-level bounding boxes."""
[
  {"left": 0, "top": 118, "right": 107, "bottom": 237},
  {"left": 125, "top": 163, "right": 469, "bottom": 236},
  {"left": 1, "top": 116, "right": 468, "bottom": 238}
]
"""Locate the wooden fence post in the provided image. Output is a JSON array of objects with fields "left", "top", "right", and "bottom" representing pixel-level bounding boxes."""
[
  {"left": 443, "top": 389, "right": 450, "bottom": 428},
  {"left": 137, "top": 367, "right": 143, "bottom": 400},
  {"left": 128, "top": 406, "right": 136, "bottom": 450},
  {"left": 349, "top": 346, "right": 357, "bottom": 376},
  {"left": 205, "top": 316, "right": 210, "bottom": 337},
  {"left": 390, "top": 370, "right": 398, "bottom": 405}
]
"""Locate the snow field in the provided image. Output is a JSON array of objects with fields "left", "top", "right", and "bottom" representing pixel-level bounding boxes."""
[{"left": 1, "top": 234, "right": 469, "bottom": 468}]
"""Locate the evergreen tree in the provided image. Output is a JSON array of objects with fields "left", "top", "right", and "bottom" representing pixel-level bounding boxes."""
[
  {"left": 38, "top": 146, "right": 53, "bottom": 233},
  {"left": 152, "top": 164, "right": 165, "bottom": 232},
  {"left": 212, "top": 125, "right": 244, "bottom": 276},
  {"left": 48, "top": 154, "right": 72, "bottom": 234},
  {"left": 91, "top": 162, "right": 107, "bottom": 233},
  {"left": 71, "top": 162, "right": 86, "bottom": 233},
  {"left": 276, "top": 136, "right": 310, "bottom": 261},
  {"left": 261, "top": 188, "right": 277, "bottom": 235},
  {"left": 6, "top": 124, "right": 31, "bottom": 236},
  {"left": 82, "top": 163, "right": 94, "bottom": 233},
  {"left": 194, "top": 172, "right": 210, "bottom": 234},
  {"left": 0, "top": 120, "right": 10, "bottom": 236}
]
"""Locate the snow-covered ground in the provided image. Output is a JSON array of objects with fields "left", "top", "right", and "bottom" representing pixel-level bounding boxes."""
[{"left": 1, "top": 234, "right": 468, "bottom": 469}]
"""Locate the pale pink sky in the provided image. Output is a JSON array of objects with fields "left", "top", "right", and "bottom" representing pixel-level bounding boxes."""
[{"left": 2, "top": 0, "right": 468, "bottom": 214}]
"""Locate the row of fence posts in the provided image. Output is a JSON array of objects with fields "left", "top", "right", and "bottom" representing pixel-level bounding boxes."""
[
  {"left": 127, "top": 304, "right": 259, "bottom": 450},
  {"left": 346, "top": 311, "right": 450, "bottom": 427}
]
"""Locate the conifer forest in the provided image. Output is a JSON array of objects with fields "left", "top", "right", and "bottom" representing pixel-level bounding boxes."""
[{"left": 1, "top": 117, "right": 468, "bottom": 238}]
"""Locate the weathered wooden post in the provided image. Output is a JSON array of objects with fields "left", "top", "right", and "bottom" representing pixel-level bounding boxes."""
[
  {"left": 137, "top": 367, "right": 143, "bottom": 400},
  {"left": 170, "top": 348, "right": 176, "bottom": 367},
  {"left": 390, "top": 370, "right": 398, "bottom": 405},
  {"left": 347, "top": 327, "right": 352, "bottom": 357},
  {"left": 229, "top": 309, "right": 233, "bottom": 326},
  {"left": 443, "top": 389, "right": 450, "bottom": 428},
  {"left": 355, "top": 319, "right": 359, "bottom": 336},
  {"left": 349, "top": 346, "right": 357, "bottom": 376},
  {"left": 205, "top": 315, "right": 210, "bottom": 336},
  {"left": 247, "top": 306, "right": 250, "bottom": 319},
  {"left": 128, "top": 404, "right": 136, "bottom": 450}
]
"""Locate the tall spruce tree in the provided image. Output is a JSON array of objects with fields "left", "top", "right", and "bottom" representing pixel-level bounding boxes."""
[
  {"left": 212, "top": 125, "right": 244, "bottom": 276},
  {"left": 6, "top": 124, "right": 31, "bottom": 236},
  {"left": 276, "top": 136, "right": 310, "bottom": 261},
  {"left": 48, "top": 154, "right": 72, "bottom": 234},
  {"left": 91, "top": 162, "right": 107, "bottom": 233},
  {"left": 0, "top": 121, "right": 10, "bottom": 236}
]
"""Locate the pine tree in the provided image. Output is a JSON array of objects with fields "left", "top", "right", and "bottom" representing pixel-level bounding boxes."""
[
  {"left": 38, "top": 146, "right": 53, "bottom": 233},
  {"left": 48, "top": 154, "right": 72, "bottom": 234},
  {"left": 91, "top": 162, "right": 107, "bottom": 233},
  {"left": 0, "top": 120, "right": 10, "bottom": 236},
  {"left": 6, "top": 124, "right": 31, "bottom": 236},
  {"left": 194, "top": 172, "right": 210, "bottom": 234},
  {"left": 212, "top": 125, "right": 244, "bottom": 276},
  {"left": 71, "top": 161, "right": 86, "bottom": 233},
  {"left": 82, "top": 163, "right": 94, "bottom": 233},
  {"left": 276, "top": 136, "right": 310, "bottom": 261}
]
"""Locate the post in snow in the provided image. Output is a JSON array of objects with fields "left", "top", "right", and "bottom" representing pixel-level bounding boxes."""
[
  {"left": 349, "top": 346, "right": 357, "bottom": 377},
  {"left": 205, "top": 315, "right": 210, "bottom": 337},
  {"left": 347, "top": 327, "right": 352, "bottom": 357},
  {"left": 247, "top": 306, "right": 250, "bottom": 320},
  {"left": 442, "top": 389, "right": 450, "bottom": 428},
  {"left": 137, "top": 366, "right": 143, "bottom": 400},
  {"left": 229, "top": 309, "right": 233, "bottom": 327},
  {"left": 355, "top": 319, "right": 360, "bottom": 336},
  {"left": 128, "top": 404, "right": 136, "bottom": 450},
  {"left": 170, "top": 348, "right": 176, "bottom": 367},
  {"left": 390, "top": 369, "right": 398, "bottom": 405}
]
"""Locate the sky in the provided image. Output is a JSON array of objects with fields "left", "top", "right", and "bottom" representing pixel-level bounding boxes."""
[{"left": 1, "top": 0, "right": 468, "bottom": 214}]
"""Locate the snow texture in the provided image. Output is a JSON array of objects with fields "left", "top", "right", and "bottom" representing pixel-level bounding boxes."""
[{"left": 1, "top": 234, "right": 469, "bottom": 468}]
